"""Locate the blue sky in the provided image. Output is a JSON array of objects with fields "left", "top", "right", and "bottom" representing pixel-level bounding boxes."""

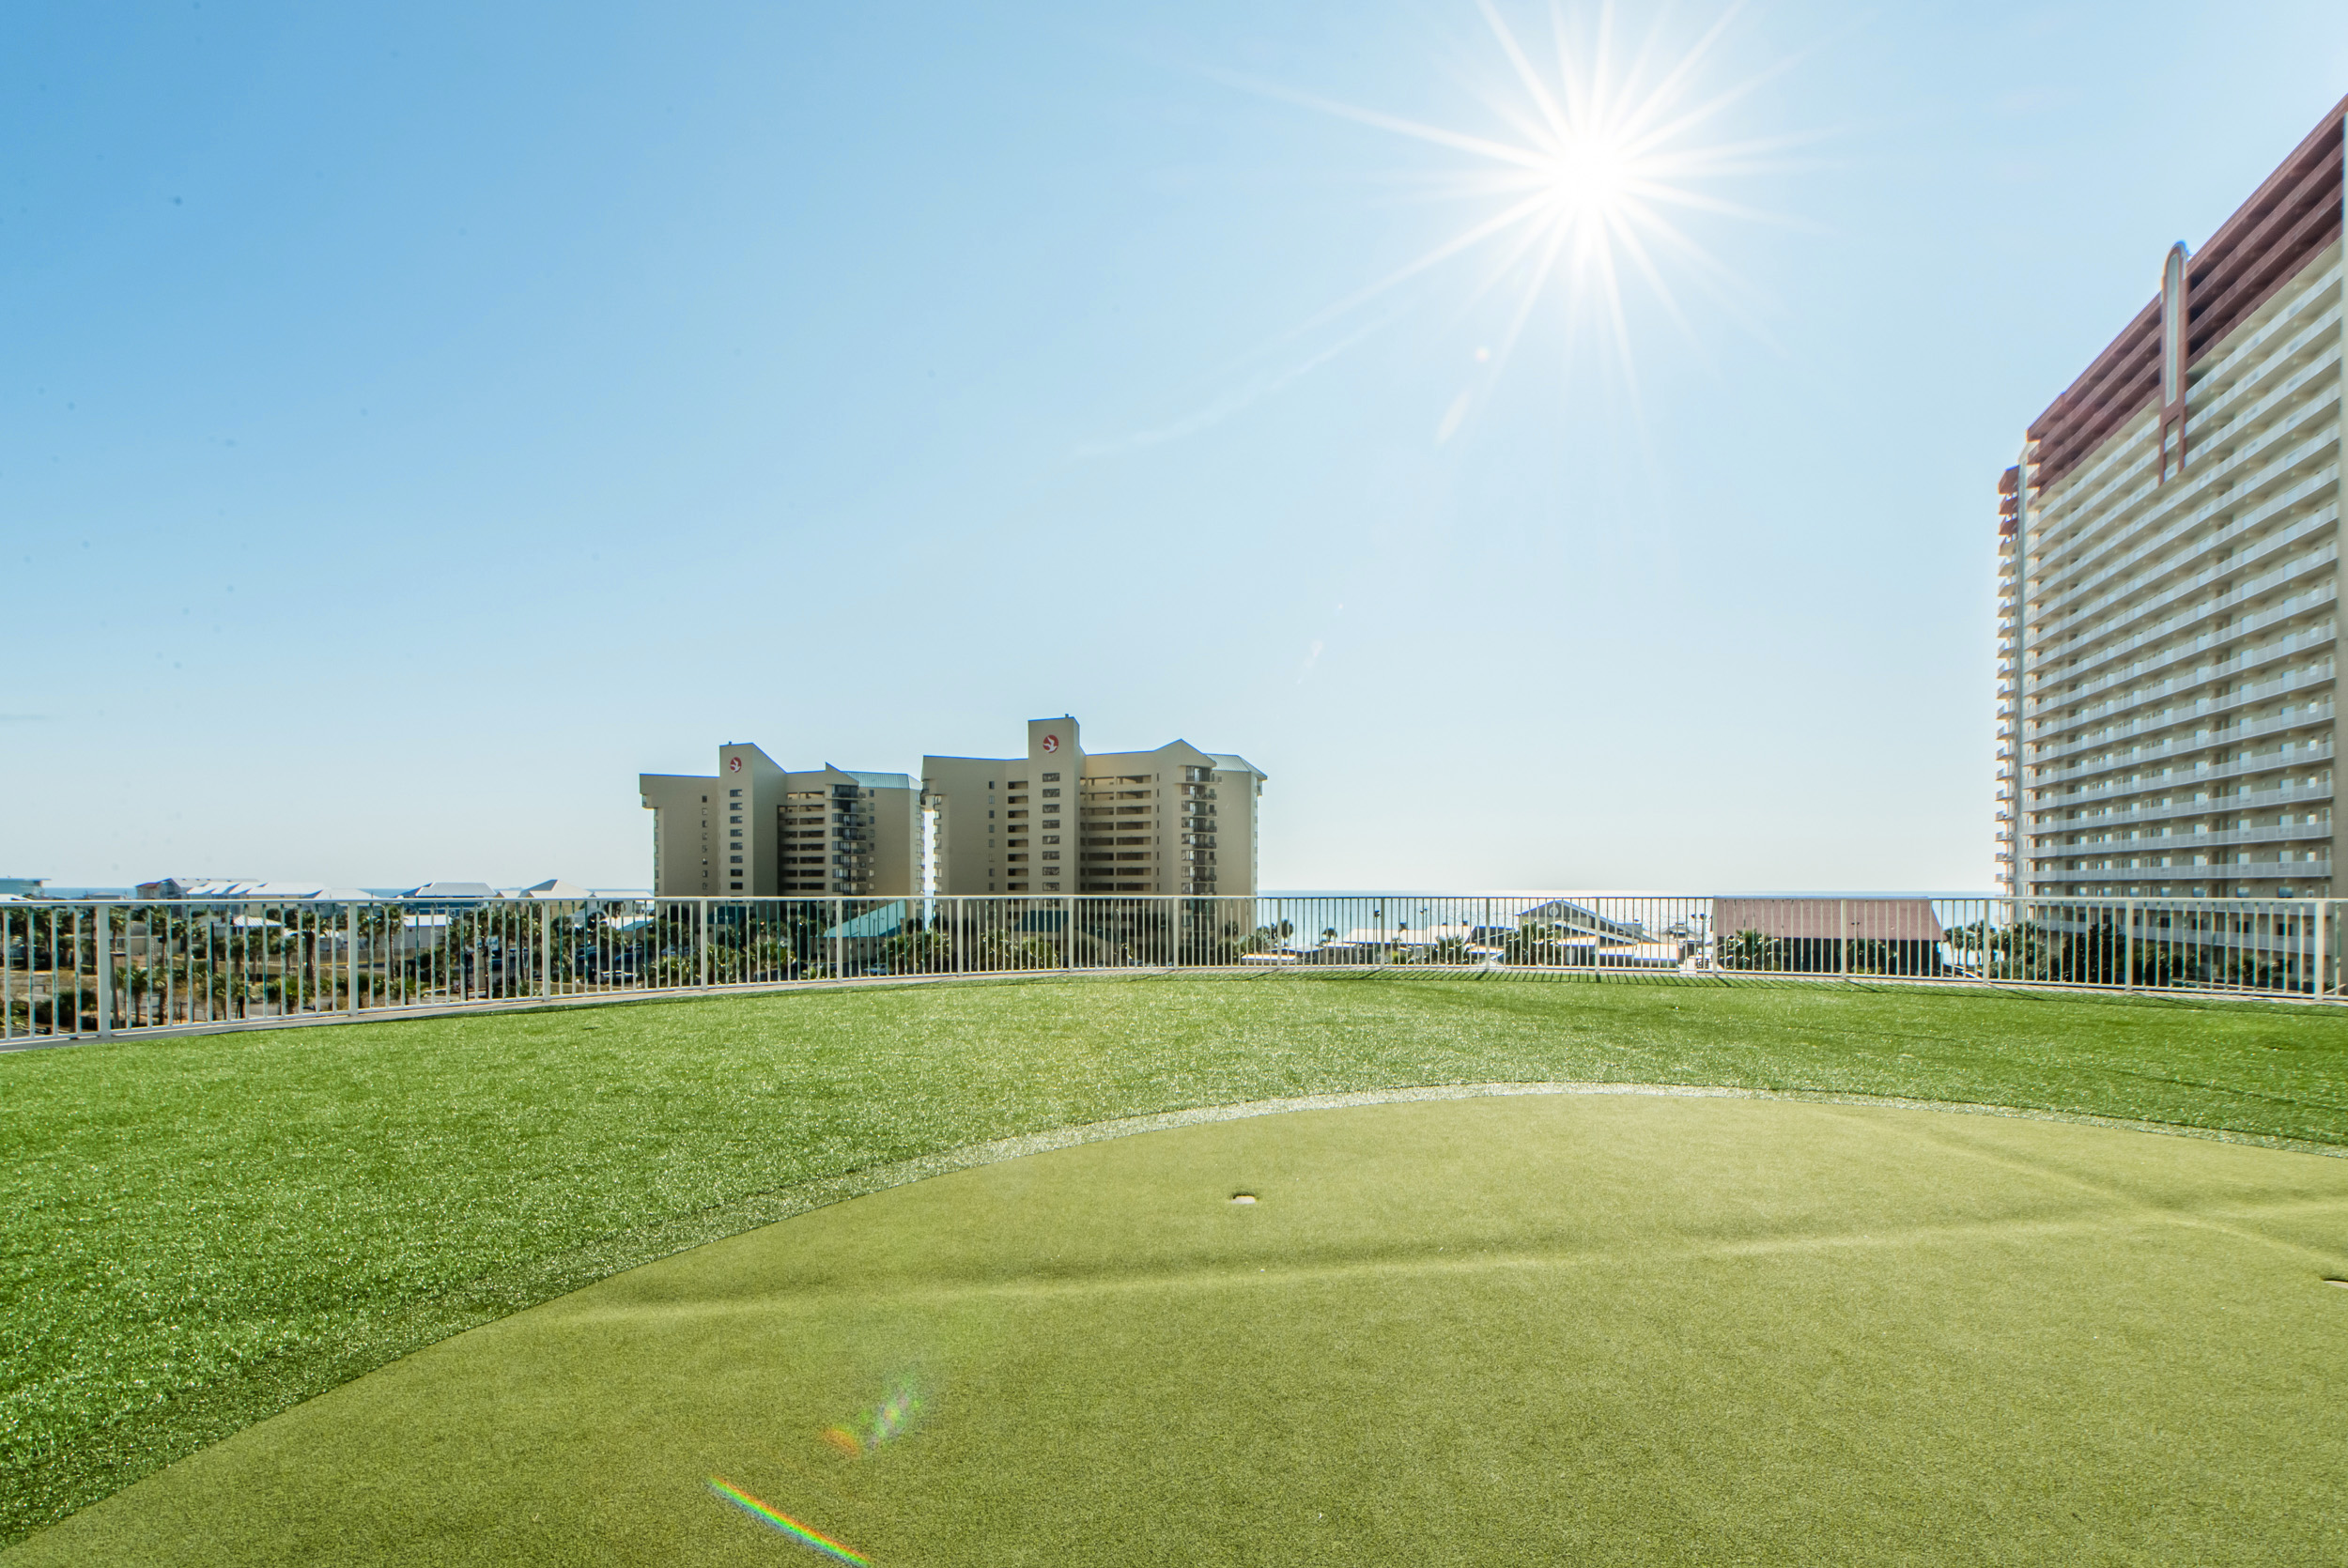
[{"left": 6, "top": 2, "right": 2346, "bottom": 892}]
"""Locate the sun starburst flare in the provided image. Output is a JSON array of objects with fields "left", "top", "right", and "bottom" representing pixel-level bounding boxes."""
[{"left": 1230, "top": 0, "right": 1825, "bottom": 436}]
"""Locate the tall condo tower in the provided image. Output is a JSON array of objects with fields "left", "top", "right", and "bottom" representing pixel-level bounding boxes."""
[{"left": 2000, "top": 99, "right": 2346, "bottom": 900}]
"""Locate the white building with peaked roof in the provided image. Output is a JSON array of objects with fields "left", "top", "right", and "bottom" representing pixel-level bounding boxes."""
[{"left": 135, "top": 878, "right": 377, "bottom": 901}]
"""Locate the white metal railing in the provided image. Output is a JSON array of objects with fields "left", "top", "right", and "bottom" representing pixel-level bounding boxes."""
[{"left": 3, "top": 893, "right": 2340, "bottom": 1046}]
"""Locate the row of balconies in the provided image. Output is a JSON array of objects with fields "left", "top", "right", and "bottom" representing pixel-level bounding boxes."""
[
  {"left": 2035, "top": 810, "right": 2336, "bottom": 851},
  {"left": 2026, "top": 423, "right": 2330, "bottom": 586},
  {"left": 2032, "top": 367, "right": 2340, "bottom": 598},
  {"left": 2029, "top": 653, "right": 2335, "bottom": 748},
  {"left": 2028, "top": 300, "right": 2319, "bottom": 529},
  {"left": 2030, "top": 817, "right": 2334, "bottom": 864},
  {"left": 2036, "top": 471, "right": 2340, "bottom": 653},
  {"left": 2031, "top": 293, "right": 2340, "bottom": 558},
  {"left": 2028, "top": 598, "right": 2337, "bottom": 721},
  {"left": 2037, "top": 460, "right": 2327, "bottom": 625},
  {"left": 2025, "top": 642, "right": 2331, "bottom": 744},
  {"left": 2035, "top": 860, "right": 2332, "bottom": 888},
  {"left": 2034, "top": 541, "right": 2340, "bottom": 696},
  {"left": 2038, "top": 509, "right": 2340, "bottom": 669},
  {"left": 2034, "top": 777, "right": 2335, "bottom": 834},
  {"left": 2034, "top": 860, "right": 2336, "bottom": 892},
  {"left": 2037, "top": 737, "right": 2335, "bottom": 804},
  {"left": 2031, "top": 682, "right": 2332, "bottom": 768},
  {"left": 2055, "top": 300, "right": 2342, "bottom": 520},
  {"left": 2032, "top": 704, "right": 2334, "bottom": 785},
  {"left": 2027, "top": 600, "right": 2336, "bottom": 717},
  {"left": 2031, "top": 644, "right": 2333, "bottom": 743},
  {"left": 2035, "top": 843, "right": 2336, "bottom": 875}
]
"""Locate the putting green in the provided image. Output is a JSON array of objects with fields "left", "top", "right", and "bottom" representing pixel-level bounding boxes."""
[{"left": 12, "top": 1092, "right": 2348, "bottom": 1566}]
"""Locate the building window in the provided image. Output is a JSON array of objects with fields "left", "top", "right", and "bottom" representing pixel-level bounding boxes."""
[{"left": 1042, "top": 772, "right": 1059, "bottom": 782}]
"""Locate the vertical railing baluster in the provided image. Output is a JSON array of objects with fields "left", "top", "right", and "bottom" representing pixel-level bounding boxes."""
[{"left": 94, "top": 904, "right": 112, "bottom": 1039}]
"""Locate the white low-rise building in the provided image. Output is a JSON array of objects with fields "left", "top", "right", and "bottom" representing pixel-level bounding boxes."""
[{"left": 135, "top": 878, "right": 376, "bottom": 901}]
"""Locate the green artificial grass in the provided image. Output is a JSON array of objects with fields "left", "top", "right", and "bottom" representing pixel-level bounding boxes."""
[
  {"left": 5, "top": 972, "right": 2348, "bottom": 1547},
  {"left": 12, "top": 1093, "right": 2348, "bottom": 1565}
]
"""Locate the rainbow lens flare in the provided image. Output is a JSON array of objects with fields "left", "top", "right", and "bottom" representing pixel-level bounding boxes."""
[
  {"left": 825, "top": 1375, "right": 930, "bottom": 1456},
  {"left": 706, "top": 1477, "right": 871, "bottom": 1565}
]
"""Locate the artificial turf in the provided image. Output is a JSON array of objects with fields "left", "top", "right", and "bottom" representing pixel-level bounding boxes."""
[
  {"left": 13, "top": 1093, "right": 2348, "bottom": 1565},
  {"left": 5, "top": 972, "right": 2348, "bottom": 1548}
]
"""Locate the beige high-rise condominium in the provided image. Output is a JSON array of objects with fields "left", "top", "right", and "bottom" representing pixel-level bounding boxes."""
[
  {"left": 640, "top": 744, "right": 920, "bottom": 898},
  {"left": 1999, "top": 99, "right": 2345, "bottom": 901},
  {"left": 924, "top": 716, "right": 1264, "bottom": 897},
  {"left": 640, "top": 718, "right": 1265, "bottom": 899}
]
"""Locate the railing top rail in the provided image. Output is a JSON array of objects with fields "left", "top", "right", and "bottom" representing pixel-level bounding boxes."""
[{"left": 4, "top": 892, "right": 2339, "bottom": 910}]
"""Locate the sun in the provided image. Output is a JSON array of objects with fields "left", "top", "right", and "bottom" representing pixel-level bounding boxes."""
[
  {"left": 1081, "top": 3, "right": 1813, "bottom": 460},
  {"left": 1544, "top": 134, "right": 1633, "bottom": 217},
  {"left": 1241, "top": 0, "right": 1813, "bottom": 416}
]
